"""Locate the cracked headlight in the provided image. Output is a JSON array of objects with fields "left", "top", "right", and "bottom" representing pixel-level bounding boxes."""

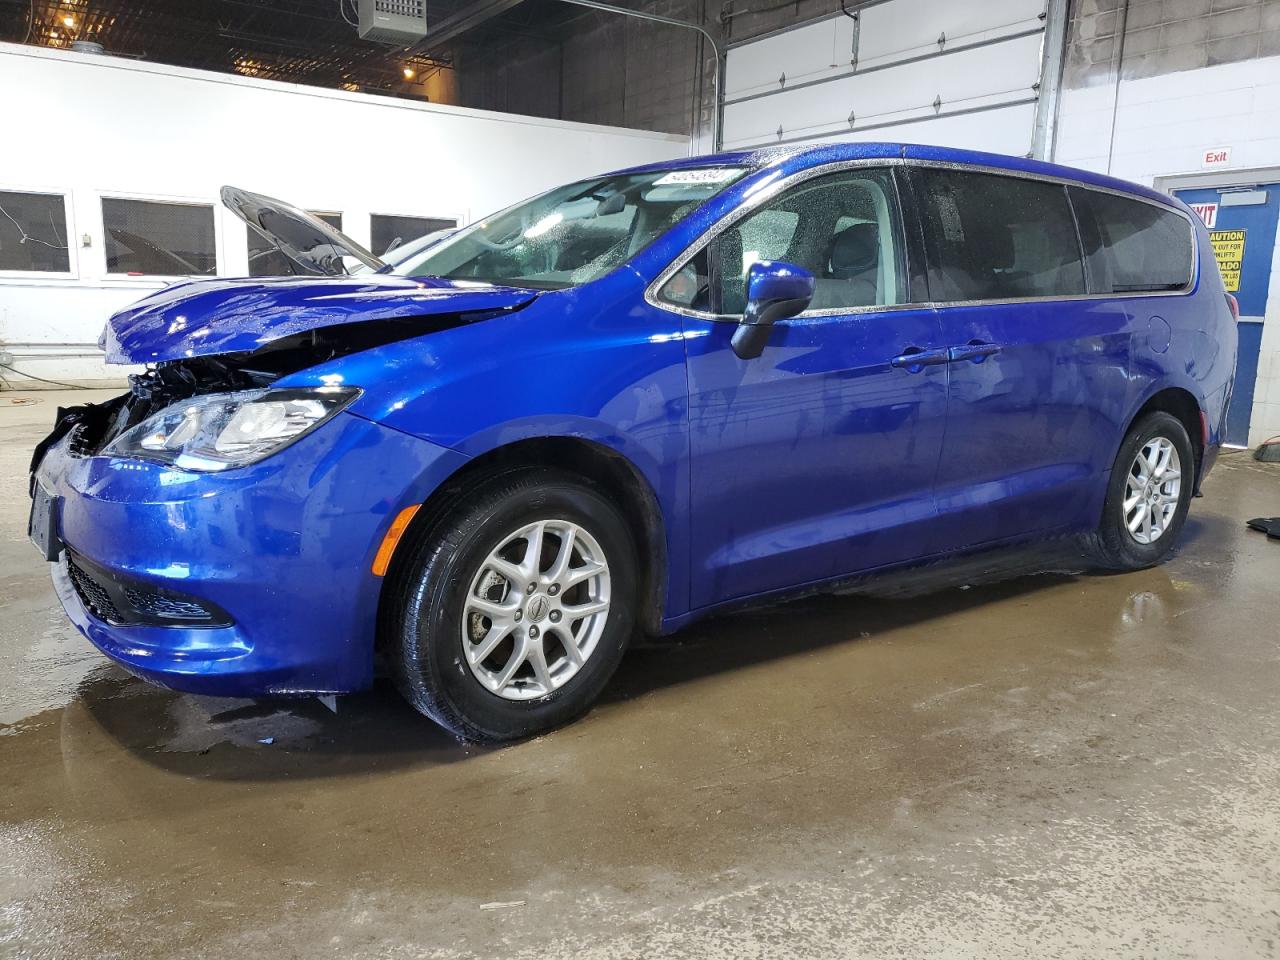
[{"left": 105, "top": 387, "right": 360, "bottom": 472}]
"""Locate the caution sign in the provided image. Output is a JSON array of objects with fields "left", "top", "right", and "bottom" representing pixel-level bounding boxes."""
[{"left": 1209, "top": 229, "right": 1245, "bottom": 292}]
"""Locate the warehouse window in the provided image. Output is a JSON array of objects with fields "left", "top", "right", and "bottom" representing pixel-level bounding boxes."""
[
  {"left": 102, "top": 198, "right": 216, "bottom": 276},
  {"left": 0, "top": 189, "right": 71, "bottom": 273},
  {"left": 247, "top": 210, "right": 345, "bottom": 276},
  {"left": 912, "top": 168, "right": 1086, "bottom": 302},
  {"left": 371, "top": 214, "right": 457, "bottom": 256},
  {"left": 1069, "top": 187, "right": 1193, "bottom": 294}
]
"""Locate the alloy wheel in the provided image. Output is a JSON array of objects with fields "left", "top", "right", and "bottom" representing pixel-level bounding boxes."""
[
  {"left": 461, "top": 519, "right": 611, "bottom": 700},
  {"left": 1123, "top": 436, "right": 1182, "bottom": 545}
]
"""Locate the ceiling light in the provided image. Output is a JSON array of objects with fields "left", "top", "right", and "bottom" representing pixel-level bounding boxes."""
[
  {"left": 63, "top": 15, "right": 76, "bottom": 26},
  {"left": 403, "top": 66, "right": 415, "bottom": 79}
]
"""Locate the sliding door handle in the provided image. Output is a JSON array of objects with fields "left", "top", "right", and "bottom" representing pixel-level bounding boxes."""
[
  {"left": 948, "top": 341, "right": 1002, "bottom": 363},
  {"left": 889, "top": 347, "right": 949, "bottom": 373}
]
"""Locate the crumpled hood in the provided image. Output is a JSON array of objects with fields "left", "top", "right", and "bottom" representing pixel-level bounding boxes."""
[{"left": 101, "top": 274, "right": 540, "bottom": 364}]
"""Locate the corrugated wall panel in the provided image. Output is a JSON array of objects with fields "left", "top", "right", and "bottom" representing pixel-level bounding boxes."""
[
  {"left": 802, "top": 101, "right": 1039, "bottom": 157},
  {"left": 855, "top": 0, "right": 1044, "bottom": 70},
  {"left": 723, "top": 0, "right": 1047, "bottom": 154}
]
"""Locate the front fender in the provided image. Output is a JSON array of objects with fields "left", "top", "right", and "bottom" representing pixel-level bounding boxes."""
[{"left": 274, "top": 268, "right": 694, "bottom": 619}]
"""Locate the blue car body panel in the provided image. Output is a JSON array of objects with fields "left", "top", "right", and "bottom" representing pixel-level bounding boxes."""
[
  {"left": 274, "top": 266, "right": 697, "bottom": 619},
  {"left": 37, "top": 412, "right": 467, "bottom": 693},
  {"left": 676, "top": 304, "right": 949, "bottom": 607},
  {"left": 36, "top": 141, "right": 1236, "bottom": 696},
  {"left": 927, "top": 297, "right": 1133, "bottom": 552},
  {"left": 101, "top": 274, "right": 539, "bottom": 363}
]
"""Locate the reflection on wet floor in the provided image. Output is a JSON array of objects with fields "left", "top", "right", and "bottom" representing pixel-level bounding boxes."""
[{"left": 2, "top": 394, "right": 1279, "bottom": 959}]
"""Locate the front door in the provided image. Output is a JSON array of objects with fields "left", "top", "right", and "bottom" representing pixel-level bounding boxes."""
[
  {"left": 657, "top": 166, "right": 949, "bottom": 608},
  {"left": 1174, "top": 182, "right": 1279, "bottom": 445}
]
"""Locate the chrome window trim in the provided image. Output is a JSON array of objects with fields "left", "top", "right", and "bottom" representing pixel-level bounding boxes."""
[
  {"left": 644, "top": 157, "right": 1199, "bottom": 322},
  {"left": 645, "top": 158, "right": 906, "bottom": 321}
]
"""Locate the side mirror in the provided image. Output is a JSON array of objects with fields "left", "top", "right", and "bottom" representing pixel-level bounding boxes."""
[{"left": 730, "top": 260, "right": 816, "bottom": 360}]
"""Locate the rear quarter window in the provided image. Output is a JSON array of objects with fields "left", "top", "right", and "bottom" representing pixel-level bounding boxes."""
[{"left": 1068, "top": 187, "right": 1193, "bottom": 294}]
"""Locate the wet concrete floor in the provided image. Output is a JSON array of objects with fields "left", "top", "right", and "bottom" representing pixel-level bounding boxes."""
[{"left": 2, "top": 390, "right": 1279, "bottom": 959}]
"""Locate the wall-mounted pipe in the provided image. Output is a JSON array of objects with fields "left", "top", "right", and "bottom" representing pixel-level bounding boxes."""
[
  {"left": 1105, "top": 0, "right": 1131, "bottom": 175},
  {"left": 1031, "top": 0, "right": 1070, "bottom": 161}
]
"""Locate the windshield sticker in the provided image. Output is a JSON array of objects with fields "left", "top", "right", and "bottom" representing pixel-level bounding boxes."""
[{"left": 654, "top": 168, "right": 744, "bottom": 186}]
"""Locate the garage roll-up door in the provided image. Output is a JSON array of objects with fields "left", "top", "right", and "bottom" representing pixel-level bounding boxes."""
[{"left": 722, "top": 0, "right": 1048, "bottom": 156}]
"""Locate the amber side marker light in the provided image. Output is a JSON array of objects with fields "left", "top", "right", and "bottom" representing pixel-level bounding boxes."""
[{"left": 373, "top": 504, "right": 421, "bottom": 576}]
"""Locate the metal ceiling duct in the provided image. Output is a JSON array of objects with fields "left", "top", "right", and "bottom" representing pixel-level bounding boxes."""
[{"left": 357, "top": 0, "right": 429, "bottom": 44}]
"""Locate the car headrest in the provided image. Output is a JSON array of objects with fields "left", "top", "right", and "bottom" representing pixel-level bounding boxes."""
[{"left": 829, "top": 222, "right": 879, "bottom": 278}]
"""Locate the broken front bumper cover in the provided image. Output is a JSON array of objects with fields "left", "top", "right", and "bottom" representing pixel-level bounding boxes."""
[{"left": 33, "top": 407, "right": 468, "bottom": 697}]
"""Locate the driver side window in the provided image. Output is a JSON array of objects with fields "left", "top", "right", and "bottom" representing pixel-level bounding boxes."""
[{"left": 661, "top": 167, "right": 906, "bottom": 316}]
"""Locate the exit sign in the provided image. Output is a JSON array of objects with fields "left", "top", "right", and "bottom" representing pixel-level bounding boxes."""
[
  {"left": 1188, "top": 202, "right": 1218, "bottom": 227},
  {"left": 1201, "top": 146, "right": 1232, "bottom": 169}
]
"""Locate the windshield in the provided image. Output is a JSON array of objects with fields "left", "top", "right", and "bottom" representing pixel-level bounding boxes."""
[
  {"left": 349, "top": 228, "right": 454, "bottom": 275},
  {"left": 392, "top": 166, "right": 748, "bottom": 289}
]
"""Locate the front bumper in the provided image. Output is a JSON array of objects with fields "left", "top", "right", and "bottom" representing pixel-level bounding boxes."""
[{"left": 34, "top": 410, "right": 466, "bottom": 696}]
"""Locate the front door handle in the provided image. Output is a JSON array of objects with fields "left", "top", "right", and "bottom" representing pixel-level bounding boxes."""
[
  {"left": 948, "top": 341, "right": 1002, "bottom": 363},
  {"left": 889, "top": 347, "right": 949, "bottom": 373}
]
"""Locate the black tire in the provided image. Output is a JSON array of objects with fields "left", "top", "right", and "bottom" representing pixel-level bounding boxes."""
[
  {"left": 386, "top": 469, "right": 636, "bottom": 743},
  {"left": 1085, "top": 411, "right": 1195, "bottom": 571}
]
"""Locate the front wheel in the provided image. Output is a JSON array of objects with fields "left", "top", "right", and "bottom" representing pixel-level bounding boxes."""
[
  {"left": 386, "top": 469, "right": 637, "bottom": 743},
  {"left": 1086, "top": 411, "right": 1195, "bottom": 570}
]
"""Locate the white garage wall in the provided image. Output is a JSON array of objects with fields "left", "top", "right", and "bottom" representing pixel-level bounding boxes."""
[
  {"left": 721, "top": 0, "right": 1049, "bottom": 154},
  {"left": 1054, "top": 54, "right": 1280, "bottom": 186},
  {"left": 0, "top": 42, "right": 687, "bottom": 387},
  {"left": 1055, "top": 53, "right": 1280, "bottom": 447},
  {"left": 1054, "top": 54, "right": 1280, "bottom": 189}
]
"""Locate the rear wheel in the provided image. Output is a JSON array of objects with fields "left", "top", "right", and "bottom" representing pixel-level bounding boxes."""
[
  {"left": 1086, "top": 411, "right": 1194, "bottom": 570},
  {"left": 386, "top": 469, "right": 636, "bottom": 742}
]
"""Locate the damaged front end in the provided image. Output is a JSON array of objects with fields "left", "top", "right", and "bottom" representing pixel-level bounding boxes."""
[
  {"left": 30, "top": 356, "right": 286, "bottom": 485},
  {"left": 33, "top": 295, "right": 530, "bottom": 487}
]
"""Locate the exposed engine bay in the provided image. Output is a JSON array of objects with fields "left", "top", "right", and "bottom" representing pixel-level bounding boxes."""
[{"left": 29, "top": 308, "right": 506, "bottom": 485}]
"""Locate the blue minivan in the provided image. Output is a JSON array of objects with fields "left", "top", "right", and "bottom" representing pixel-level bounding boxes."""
[{"left": 30, "top": 142, "right": 1237, "bottom": 741}]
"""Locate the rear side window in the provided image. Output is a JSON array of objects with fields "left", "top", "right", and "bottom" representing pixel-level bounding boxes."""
[
  {"left": 1069, "top": 188, "right": 1193, "bottom": 293},
  {"left": 912, "top": 168, "right": 1086, "bottom": 301}
]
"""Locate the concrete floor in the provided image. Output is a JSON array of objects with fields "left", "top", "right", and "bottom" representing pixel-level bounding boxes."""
[{"left": 3, "top": 389, "right": 1280, "bottom": 960}]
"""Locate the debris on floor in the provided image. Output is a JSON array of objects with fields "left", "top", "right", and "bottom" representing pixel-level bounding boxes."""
[{"left": 1245, "top": 517, "right": 1280, "bottom": 540}]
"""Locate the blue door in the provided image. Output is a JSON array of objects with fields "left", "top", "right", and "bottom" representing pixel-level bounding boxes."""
[
  {"left": 682, "top": 309, "right": 947, "bottom": 606},
  {"left": 1174, "top": 183, "right": 1279, "bottom": 445},
  {"left": 931, "top": 299, "right": 1132, "bottom": 547},
  {"left": 908, "top": 166, "right": 1134, "bottom": 550},
  {"left": 670, "top": 165, "right": 949, "bottom": 608}
]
